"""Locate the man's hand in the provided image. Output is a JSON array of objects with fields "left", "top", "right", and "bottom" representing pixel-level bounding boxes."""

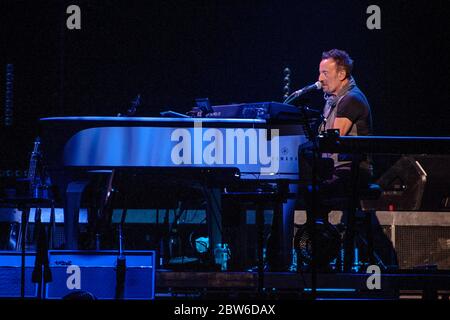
[{"left": 333, "top": 117, "right": 353, "bottom": 136}]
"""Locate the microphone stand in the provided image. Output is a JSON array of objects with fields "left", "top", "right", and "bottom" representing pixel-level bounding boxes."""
[
  {"left": 31, "top": 206, "right": 52, "bottom": 299},
  {"left": 283, "top": 91, "right": 301, "bottom": 105},
  {"left": 284, "top": 86, "right": 323, "bottom": 299},
  {"left": 19, "top": 205, "right": 29, "bottom": 299},
  {"left": 28, "top": 137, "right": 52, "bottom": 299},
  {"left": 298, "top": 104, "right": 322, "bottom": 300},
  {"left": 283, "top": 82, "right": 321, "bottom": 105},
  {"left": 113, "top": 94, "right": 139, "bottom": 298}
]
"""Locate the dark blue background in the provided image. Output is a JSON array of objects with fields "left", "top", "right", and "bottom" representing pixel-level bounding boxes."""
[{"left": 1, "top": 0, "right": 450, "bottom": 168}]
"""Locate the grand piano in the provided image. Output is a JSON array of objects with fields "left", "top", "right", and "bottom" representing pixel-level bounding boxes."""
[{"left": 39, "top": 116, "right": 309, "bottom": 268}]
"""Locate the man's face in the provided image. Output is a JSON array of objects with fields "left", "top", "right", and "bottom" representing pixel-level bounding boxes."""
[{"left": 318, "top": 58, "right": 346, "bottom": 95}]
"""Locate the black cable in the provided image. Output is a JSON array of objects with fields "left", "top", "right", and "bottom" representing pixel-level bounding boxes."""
[
  {"left": 295, "top": 252, "right": 308, "bottom": 292},
  {"left": 167, "top": 205, "right": 187, "bottom": 241},
  {"left": 200, "top": 183, "right": 223, "bottom": 238}
]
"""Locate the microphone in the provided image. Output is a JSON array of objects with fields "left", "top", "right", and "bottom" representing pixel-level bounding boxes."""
[
  {"left": 293, "top": 81, "right": 322, "bottom": 97},
  {"left": 283, "top": 81, "right": 322, "bottom": 104}
]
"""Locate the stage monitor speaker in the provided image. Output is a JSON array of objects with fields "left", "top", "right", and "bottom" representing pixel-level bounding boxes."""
[
  {"left": 46, "top": 250, "right": 155, "bottom": 300},
  {"left": 0, "top": 252, "right": 37, "bottom": 298},
  {"left": 295, "top": 210, "right": 450, "bottom": 270},
  {"left": 364, "top": 155, "right": 450, "bottom": 211}
]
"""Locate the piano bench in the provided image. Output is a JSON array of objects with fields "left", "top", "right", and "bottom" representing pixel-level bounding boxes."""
[{"left": 313, "top": 183, "right": 383, "bottom": 271}]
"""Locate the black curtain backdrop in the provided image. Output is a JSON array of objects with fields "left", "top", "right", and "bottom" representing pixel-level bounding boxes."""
[{"left": 1, "top": 0, "right": 450, "bottom": 169}]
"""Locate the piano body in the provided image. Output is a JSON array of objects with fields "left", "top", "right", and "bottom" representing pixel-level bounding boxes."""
[{"left": 39, "top": 116, "right": 308, "bottom": 265}]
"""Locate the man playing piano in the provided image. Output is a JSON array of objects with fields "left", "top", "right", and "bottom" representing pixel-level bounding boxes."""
[
  {"left": 315, "top": 48, "right": 373, "bottom": 199},
  {"left": 296, "top": 49, "right": 373, "bottom": 271}
]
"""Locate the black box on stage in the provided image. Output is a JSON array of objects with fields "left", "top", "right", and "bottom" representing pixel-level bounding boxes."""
[
  {"left": 46, "top": 250, "right": 155, "bottom": 300},
  {"left": 364, "top": 155, "right": 450, "bottom": 211},
  {"left": 0, "top": 252, "right": 38, "bottom": 298}
]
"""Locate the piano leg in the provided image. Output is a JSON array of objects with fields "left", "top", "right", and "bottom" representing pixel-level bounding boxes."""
[
  {"left": 64, "top": 181, "right": 89, "bottom": 250},
  {"left": 281, "top": 185, "right": 297, "bottom": 270},
  {"left": 201, "top": 186, "right": 223, "bottom": 267},
  {"left": 267, "top": 183, "right": 297, "bottom": 272}
]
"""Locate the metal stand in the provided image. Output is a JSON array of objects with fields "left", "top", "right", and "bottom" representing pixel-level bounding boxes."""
[
  {"left": 31, "top": 204, "right": 54, "bottom": 299},
  {"left": 224, "top": 183, "right": 291, "bottom": 295},
  {"left": 19, "top": 207, "right": 29, "bottom": 299},
  {"left": 115, "top": 207, "right": 127, "bottom": 299},
  {"left": 1, "top": 197, "right": 52, "bottom": 299},
  {"left": 255, "top": 203, "right": 265, "bottom": 295},
  {"left": 298, "top": 105, "right": 323, "bottom": 299}
]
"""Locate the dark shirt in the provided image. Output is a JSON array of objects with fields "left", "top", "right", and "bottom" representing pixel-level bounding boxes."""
[
  {"left": 326, "top": 85, "right": 373, "bottom": 176},
  {"left": 336, "top": 85, "right": 372, "bottom": 137}
]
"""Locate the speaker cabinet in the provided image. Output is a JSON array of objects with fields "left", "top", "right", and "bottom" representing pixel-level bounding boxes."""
[
  {"left": 365, "top": 213, "right": 450, "bottom": 270},
  {"left": 295, "top": 210, "right": 450, "bottom": 270},
  {"left": 0, "top": 252, "right": 37, "bottom": 297},
  {"left": 46, "top": 250, "right": 155, "bottom": 299},
  {"left": 365, "top": 155, "right": 450, "bottom": 211}
]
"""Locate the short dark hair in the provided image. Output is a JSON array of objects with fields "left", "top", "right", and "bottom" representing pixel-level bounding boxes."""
[{"left": 322, "top": 49, "right": 353, "bottom": 78}]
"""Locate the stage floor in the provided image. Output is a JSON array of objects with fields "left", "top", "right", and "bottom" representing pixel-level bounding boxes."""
[{"left": 155, "top": 270, "right": 450, "bottom": 300}]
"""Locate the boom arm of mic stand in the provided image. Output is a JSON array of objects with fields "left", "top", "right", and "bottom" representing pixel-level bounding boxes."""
[{"left": 283, "top": 91, "right": 300, "bottom": 104}]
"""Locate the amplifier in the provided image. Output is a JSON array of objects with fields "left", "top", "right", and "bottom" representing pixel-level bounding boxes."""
[
  {"left": 295, "top": 210, "right": 450, "bottom": 270},
  {"left": 364, "top": 155, "right": 450, "bottom": 211},
  {"left": 0, "top": 252, "right": 37, "bottom": 298},
  {"left": 46, "top": 250, "right": 155, "bottom": 300}
]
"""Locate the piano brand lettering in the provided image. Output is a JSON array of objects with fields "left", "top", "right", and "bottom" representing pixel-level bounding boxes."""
[
  {"left": 55, "top": 260, "right": 72, "bottom": 266},
  {"left": 170, "top": 122, "right": 279, "bottom": 174}
]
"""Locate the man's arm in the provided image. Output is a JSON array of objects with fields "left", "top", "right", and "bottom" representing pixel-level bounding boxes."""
[{"left": 333, "top": 117, "right": 353, "bottom": 136}]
